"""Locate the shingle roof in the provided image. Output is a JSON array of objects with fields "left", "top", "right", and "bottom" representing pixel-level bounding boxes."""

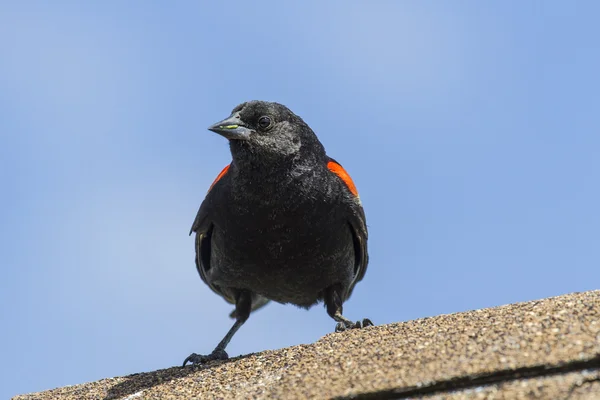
[{"left": 14, "top": 290, "right": 600, "bottom": 399}]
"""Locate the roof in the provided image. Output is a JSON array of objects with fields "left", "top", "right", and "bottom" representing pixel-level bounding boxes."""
[{"left": 14, "top": 290, "right": 600, "bottom": 399}]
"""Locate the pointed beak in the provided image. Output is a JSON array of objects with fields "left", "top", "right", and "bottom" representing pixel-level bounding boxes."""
[{"left": 208, "top": 114, "right": 252, "bottom": 140}]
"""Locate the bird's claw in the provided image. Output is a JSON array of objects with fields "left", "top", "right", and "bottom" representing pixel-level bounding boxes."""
[
  {"left": 182, "top": 348, "right": 229, "bottom": 366},
  {"left": 335, "top": 318, "right": 374, "bottom": 332}
]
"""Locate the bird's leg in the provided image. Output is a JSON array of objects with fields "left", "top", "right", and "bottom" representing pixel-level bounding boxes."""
[
  {"left": 324, "top": 284, "right": 373, "bottom": 332},
  {"left": 183, "top": 290, "right": 252, "bottom": 366}
]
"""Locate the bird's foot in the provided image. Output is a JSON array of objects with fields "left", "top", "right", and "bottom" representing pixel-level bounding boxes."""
[
  {"left": 335, "top": 318, "right": 374, "bottom": 332},
  {"left": 182, "top": 348, "right": 229, "bottom": 367}
]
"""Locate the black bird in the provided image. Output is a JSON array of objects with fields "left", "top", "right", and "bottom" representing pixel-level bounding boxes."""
[{"left": 183, "top": 101, "right": 371, "bottom": 366}]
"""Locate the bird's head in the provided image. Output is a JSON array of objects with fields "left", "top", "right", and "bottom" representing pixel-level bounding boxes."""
[{"left": 208, "top": 101, "right": 324, "bottom": 165}]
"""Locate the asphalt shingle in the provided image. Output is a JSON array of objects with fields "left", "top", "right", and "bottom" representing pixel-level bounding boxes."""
[{"left": 14, "top": 290, "right": 600, "bottom": 399}]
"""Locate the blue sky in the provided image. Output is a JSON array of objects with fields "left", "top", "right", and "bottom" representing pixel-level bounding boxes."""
[{"left": 2, "top": 1, "right": 599, "bottom": 398}]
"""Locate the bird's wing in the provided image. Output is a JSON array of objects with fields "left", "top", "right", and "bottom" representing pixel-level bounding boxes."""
[
  {"left": 190, "top": 164, "right": 236, "bottom": 304},
  {"left": 190, "top": 164, "right": 230, "bottom": 236},
  {"left": 326, "top": 157, "right": 369, "bottom": 299}
]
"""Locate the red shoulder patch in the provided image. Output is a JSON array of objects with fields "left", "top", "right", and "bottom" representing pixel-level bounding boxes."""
[
  {"left": 327, "top": 160, "right": 359, "bottom": 197},
  {"left": 208, "top": 164, "right": 230, "bottom": 192}
]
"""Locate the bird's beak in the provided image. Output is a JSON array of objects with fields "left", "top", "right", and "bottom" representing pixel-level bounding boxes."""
[{"left": 208, "top": 114, "right": 252, "bottom": 140}]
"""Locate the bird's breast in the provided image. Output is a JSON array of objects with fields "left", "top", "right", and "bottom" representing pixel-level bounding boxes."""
[{"left": 206, "top": 178, "right": 355, "bottom": 305}]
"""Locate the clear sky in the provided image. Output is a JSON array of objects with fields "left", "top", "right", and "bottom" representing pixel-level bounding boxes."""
[{"left": 2, "top": 1, "right": 599, "bottom": 398}]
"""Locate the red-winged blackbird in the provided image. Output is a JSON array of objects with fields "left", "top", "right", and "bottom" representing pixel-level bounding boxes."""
[{"left": 183, "top": 101, "right": 371, "bottom": 366}]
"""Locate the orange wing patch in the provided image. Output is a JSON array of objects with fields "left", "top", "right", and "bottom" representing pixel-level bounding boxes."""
[
  {"left": 208, "top": 164, "right": 230, "bottom": 192},
  {"left": 327, "top": 160, "right": 359, "bottom": 197}
]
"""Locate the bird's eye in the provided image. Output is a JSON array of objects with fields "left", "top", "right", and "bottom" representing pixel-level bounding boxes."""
[{"left": 258, "top": 116, "right": 271, "bottom": 129}]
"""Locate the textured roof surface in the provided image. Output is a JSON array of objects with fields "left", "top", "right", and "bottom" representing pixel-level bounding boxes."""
[{"left": 14, "top": 290, "right": 600, "bottom": 399}]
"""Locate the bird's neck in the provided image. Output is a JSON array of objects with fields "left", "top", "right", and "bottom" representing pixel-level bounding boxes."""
[
  {"left": 230, "top": 141, "right": 324, "bottom": 176},
  {"left": 228, "top": 146, "right": 325, "bottom": 189}
]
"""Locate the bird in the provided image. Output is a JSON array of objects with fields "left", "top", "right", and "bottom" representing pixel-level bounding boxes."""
[{"left": 183, "top": 101, "right": 371, "bottom": 366}]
